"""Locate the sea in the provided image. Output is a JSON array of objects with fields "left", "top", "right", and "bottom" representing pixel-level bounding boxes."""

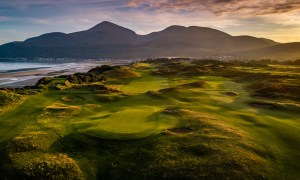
[{"left": 0, "top": 60, "right": 118, "bottom": 87}]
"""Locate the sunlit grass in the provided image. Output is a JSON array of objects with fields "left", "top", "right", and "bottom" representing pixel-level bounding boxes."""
[{"left": 0, "top": 61, "right": 299, "bottom": 179}]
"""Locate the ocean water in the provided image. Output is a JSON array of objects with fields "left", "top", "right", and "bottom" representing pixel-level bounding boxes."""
[
  {"left": 0, "top": 62, "right": 53, "bottom": 73},
  {"left": 0, "top": 61, "right": 106, "bottom": 87}
]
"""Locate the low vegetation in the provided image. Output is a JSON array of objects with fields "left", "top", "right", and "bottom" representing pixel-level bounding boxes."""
[
  {"left": 0, "top": 90, "right": 23, "bottom": 113},
  {"left": 9, "top": 153, "right": 84, "bottom": 179}
]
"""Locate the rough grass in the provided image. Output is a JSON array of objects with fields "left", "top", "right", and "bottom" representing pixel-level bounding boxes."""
[
  {"left": 249, "top": 99, "right": 300, "bottom": 112},
  {"left": 37, "top": 103, "right": 81, "bottom": 134},
  {"left": 181, "top": 80, "right": 208, "bottom": 88},
  {"left": 104, "top": 66, "right": 140, "bottom": 79},
  {"left": 94, "top": 93, "right": 129, "bottom": 102},
  {"left": 85, "top": 107, "right": 272, "bottom": 179},
  {"left": 147, "top": 109, "right": 271, "bottom": 179},
  {"left": 10, "top": 131, "right": 50, "bottom": 152},
  {"left": 248, "top": 80, "right": 300, "bottom": 100},
  {"left": 0, "top": 90, "right": 23, "bottom": 113},
  {"left": 221, "top": 91, "right": 238, "bottom": 96},
  {"left": 81, "top": 104, "right": 102, "bottom": 111},
  {"left": 9, "top": 153, "right": 84, "bottom": 180},
  {"left": 61, "top": 95, "right": 85, "bottom": 102},
  {"left": 40, "top": 103, "right": 80, "bottom": 118}
]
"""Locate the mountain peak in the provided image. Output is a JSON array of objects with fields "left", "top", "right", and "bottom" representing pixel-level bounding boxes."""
[
  {"left": 89, "top": 21, "right": 119, "bottom": 30},
  {"left": 88, "top": 21, "right": 136, "bottom": 35},
  {"left": 164, "top": 25, "right": 186, "bottom": 31},
  {"left": 157, "top": 25, "right": 230, "bottom": 38},
  {"left": 98, "top": 21, "right": 117, "bottom": 27}
]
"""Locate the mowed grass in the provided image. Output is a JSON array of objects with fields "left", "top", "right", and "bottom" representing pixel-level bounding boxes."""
[
  {"left": 76, "top": 105, "right": 177, "bottom": 139},
  {"left": 0, "top": 61, "right": 299, "bottom": 179},
  {"left": 120, "top": 75, "right": 169, "bottom": 94}
]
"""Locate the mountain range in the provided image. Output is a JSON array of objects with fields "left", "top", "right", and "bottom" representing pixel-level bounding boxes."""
[{"left": 1, "top": 21, "right": 300, "bottom": 60}]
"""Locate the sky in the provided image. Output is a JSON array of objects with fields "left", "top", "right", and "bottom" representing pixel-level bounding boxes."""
[{"left": 1, "top": 0, "right": 300, "bottom": 45}]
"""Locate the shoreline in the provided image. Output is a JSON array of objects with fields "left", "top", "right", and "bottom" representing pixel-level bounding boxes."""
[
  {"left": 0, "top": 77, "right": 42, "bottom": 88},
  {"left": 0, "top": 69, "right": 50, "bottom": 78},
  {"left": 0, "top": 69, "right": 51, "bottom": 88},
  {"left": 0, "top": 60, "right": 132, "bottom": 88}
]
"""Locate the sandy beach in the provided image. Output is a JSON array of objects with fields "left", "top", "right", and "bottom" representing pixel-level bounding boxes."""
[
  {"left": 0, "top": 77, "right": 43, "bottom": 88},
  {"left": 0, "top": 60, "right": 133, "bottom": 88},
  {"left": 0, "top": 69, "right": 49, "bottom": 79},
  {"left": 0, "top": 62, "right": 92, "bottom": 88}
]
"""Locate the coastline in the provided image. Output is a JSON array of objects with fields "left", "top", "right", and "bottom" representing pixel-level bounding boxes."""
[
  {"left": 0, "top": 77, "right": 42, "bottom": 88},
  {"left": 0, "top": 69, "right": 50, "bottom": 88},
  {"left": 0, "top": 60, "right": 133, "bottom": 88},
  {"left": 0, "top": 69, "right": 49, "bottom": 78}
]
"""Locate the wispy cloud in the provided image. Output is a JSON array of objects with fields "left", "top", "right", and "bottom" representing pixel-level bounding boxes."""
[
  {"left": 0, "top": 16, "right": 11, "bottom": 22},
  {"left": 126, "top": 0, "right": 300, "bottom": 15}
]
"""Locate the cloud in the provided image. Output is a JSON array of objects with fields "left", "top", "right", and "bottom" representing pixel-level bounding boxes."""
[
  {"left": 126, "top": 0, "right": 300, "bottom": 15},
  {"left": 126, "top": 0, "right": 138, "bottom": 7},
  {"left": 0, "top": 16, "right": 12, "bottom": 22}
]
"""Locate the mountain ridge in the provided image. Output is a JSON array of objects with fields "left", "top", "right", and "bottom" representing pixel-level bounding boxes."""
[{"left": 1, "top": 21, "right": 299, "bottom": 60}]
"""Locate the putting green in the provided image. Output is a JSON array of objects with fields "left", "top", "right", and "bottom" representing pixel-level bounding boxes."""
[{"left": 75, "top": 106, "right": 177, "bottom": 139}]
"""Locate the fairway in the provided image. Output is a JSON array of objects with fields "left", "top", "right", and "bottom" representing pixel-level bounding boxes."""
[{"left": 120, "top": 75, "right": 169, "bottom": 94}]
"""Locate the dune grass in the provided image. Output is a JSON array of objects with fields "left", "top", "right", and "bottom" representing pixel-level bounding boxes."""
[{"left": 0, "top": 60, "right": 299, "bottom": 179}]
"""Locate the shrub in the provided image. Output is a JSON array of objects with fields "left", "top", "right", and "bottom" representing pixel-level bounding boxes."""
[
  {"left": 11, "top": 153, "right": 84, "bottom": 180},
  {"left": 0, "top": 90, "right": 22, "bottom": 109},
  {"left": 88, "top": 65, "right": 114, "bottom": 74}
]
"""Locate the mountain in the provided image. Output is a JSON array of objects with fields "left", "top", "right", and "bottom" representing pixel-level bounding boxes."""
[
  {"left": 128, "top": 26, "right": 278, "bottom": 58},
  {"left": 1, "top": 21, "right": 296, "bottom": 60},
  {"left": 18, "top": 21, "right": 140, "bottom": 46},
  {"left": 236, "top": 42, "right": 300, "bottom": 60},
  {"left": 69, "top": 21, "right": 141, "bottom": 45}
]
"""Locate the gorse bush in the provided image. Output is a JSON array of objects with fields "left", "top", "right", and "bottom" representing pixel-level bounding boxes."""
[
  {"left": 0, "top": 90, "right": 22, "bottom": 108},
  {"left": 67, "top": 73, "right": 107, "bottom": 84}
]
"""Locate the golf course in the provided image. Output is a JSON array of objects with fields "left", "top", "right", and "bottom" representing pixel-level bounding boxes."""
[{"left": 0, "top": 59, "right": 299, "bottom": 179}]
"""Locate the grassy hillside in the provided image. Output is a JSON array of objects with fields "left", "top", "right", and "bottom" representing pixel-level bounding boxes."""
[{"left": 0, "top": 59, "right": 299, "bottom": 179}]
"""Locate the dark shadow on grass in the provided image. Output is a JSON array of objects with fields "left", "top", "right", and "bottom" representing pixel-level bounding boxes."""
[
  {"left": 0, "top": 140, "right": 23, "bottom": 179},
  {"left": 89, "top": 114, "right": 111, "bottom": 120},
  {"left": 239, "top": 114, "right": 269, "bottom": 128}
]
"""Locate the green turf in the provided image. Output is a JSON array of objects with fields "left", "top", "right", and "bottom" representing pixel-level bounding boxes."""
[
  {"left": 0, "top": 60, "right": 299, "bottom": 179},
  {"left": 120, "top": 75, "right": 169, "bottom": 94}
]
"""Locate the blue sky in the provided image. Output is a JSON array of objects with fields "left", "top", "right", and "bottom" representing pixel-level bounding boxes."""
[{"left": 1, "top": 0, "right": 300, "bottom": 45}]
